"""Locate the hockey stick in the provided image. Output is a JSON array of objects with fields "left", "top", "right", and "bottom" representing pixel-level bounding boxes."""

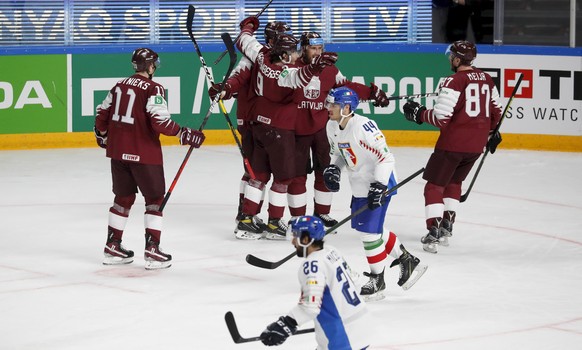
[
  {"left": 246, "top": 167, "right": 425, "bottom": 269},
  {"left": 225, "top": 311, "right": 314, "bottom": 344},
  {"left": 186, "top": 5, "right": 256, "bottom": 179},
  {"left": 159, "top": 31, "right": 237, "bottom": 212},
  {"left": 460, "top": 73, "right": 524, "bottom": 203},
  {"left": 213, "top": 0, "right": 274, "bottom": 65},
  {"left": 388, "top": 92, "right": 438, "bottom": 101}
]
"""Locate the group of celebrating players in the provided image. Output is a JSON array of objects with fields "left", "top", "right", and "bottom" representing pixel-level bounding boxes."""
[{"left": 94, "top": 11, "right": 503, "bottom": 348}]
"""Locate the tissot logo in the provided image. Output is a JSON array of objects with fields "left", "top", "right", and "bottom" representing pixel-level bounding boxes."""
[
  {"left": 481, "top": 68, "right": 533, "bottom": 99},
  {"left": 481, "top": 67, "right": 581, "bottom": 101}
]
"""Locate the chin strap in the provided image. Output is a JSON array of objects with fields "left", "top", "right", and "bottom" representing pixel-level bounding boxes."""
[
  {"left": 297, "top": 237, "right": 314, "bottom": 257},
  {"left": 280, "top": 54, "right": 292, "bottom": 64},
  {"left": 338, "top": 110, "right": 354, "bottom": 129}
]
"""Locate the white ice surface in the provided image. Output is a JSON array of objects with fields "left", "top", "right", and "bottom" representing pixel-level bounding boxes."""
[{"left": 1, "top": 145, "right": 581, "bottom": 350}]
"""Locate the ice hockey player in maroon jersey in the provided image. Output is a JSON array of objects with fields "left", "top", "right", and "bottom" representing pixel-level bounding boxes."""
[
  {"left": 208, "top": 21, "right": 292, "bottom": 232},
  {"left": 402, "top": 40, "right": 503, "bottom": 254},
  {"left": 94, "top": 48, "right": 205, "bottom": 269},
  {"left": 288, "top": 31, "right": 391, "bottom": 231},
  {"left": 232, "top": 17, "right": 338, "bottom": 240}
]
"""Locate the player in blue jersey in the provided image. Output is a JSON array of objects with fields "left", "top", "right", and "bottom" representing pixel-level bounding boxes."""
[{"left": 260, "top": 215, "right": 369, "bottom": 349}]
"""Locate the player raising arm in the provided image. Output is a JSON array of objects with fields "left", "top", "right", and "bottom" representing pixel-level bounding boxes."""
[
  {"left": 287, "top": 31, "right": 391, "bottom": 231},
  {"left": 232, "top": 17, "right": 337, "bottom": 240},
  {"left": 208, "top": 21, "right": 293, "bottom": 227}
]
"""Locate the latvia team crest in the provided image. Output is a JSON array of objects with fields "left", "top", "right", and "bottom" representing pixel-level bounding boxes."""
[{"left": 304, "top": 77, "right": 321, "bottom": 99}]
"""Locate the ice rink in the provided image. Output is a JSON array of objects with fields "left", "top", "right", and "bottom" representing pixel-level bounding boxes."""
[{"left": 1, "top": 145, "right": 581, "bottom": 350}]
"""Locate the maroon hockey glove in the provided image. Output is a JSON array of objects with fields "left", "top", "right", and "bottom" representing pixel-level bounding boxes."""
[
  {"left": 208, "top": 82, "right": 234, "bottom": 100},
  {"left": 179, "top": 127, "right": 205, "bottom": 148},
  {"left": 239, "top": 16, "right": 260, "bottom": 33},
  {"left": 93, "top": 125, "right": 107, "bottom": 149},
  {"left": 260, "top": 316, "right": 297, "bottom": 346},
  {"left": 403, "top": 100, "right": 425, "bottom": 125},
  {"left": 308, "top": 52, "right": 338, "bottom": 74},
  {"left": 368, "top": 182, "right": 388, "bottom": 210},
  {"left": 486, "top": 130, "right": 502, "bottom": 154},
  {"left": 369, "top": 82, "right": 390, "bottom": 107}
]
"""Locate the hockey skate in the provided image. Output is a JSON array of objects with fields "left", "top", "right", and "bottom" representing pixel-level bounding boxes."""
[
  {"left": 103, "top": 238, "right": 134, "bottom": 265},
  {"left": 234, "top": 215, "right": 265, "bottom": 240},
  {"left": 314, "top": 213, "right": 338, "bottom": 234},
  {"left": 421, "top": 226, "right": 441, "bottom": 254},
  {"left": 144, "top": 244, "right": 172, "bottom": 270},
  {"left": 439, "top": 219, "right": 453, "bottom": 247},
  {"left": 265, "top": 218, "right": 288, "bottom": 240},
  {"left": 390, "top": 245, "right": 428, "bottom": 290},
  {"left": 360, "top": 269, "right": 386, "bottom": 302}
]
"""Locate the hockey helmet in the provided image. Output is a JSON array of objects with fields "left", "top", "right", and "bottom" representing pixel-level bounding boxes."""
[
  {"left": 271, "top": 33, "right": 300, "bottom": 55},
  {"left": 131, "top": 48, "right": 160, "bottom": 72},
  {"left": 325, "top": 87, "right": 359, "bottom": 111},
  {"left": 264, "top": 21, "right": 292, "bottom": 42},
  {"left": 291, "top": 216, "right": 325, "bottom": 241},
  {"left": 300, "top": 31, "right": 324, "bottom": 48},
  {"left": 446, "top": 40, "right": 477, "bottom": 65}
]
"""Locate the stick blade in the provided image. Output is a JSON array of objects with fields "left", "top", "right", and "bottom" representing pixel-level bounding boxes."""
[
  {"left": 186, "top": 5, "right": 195, "bottom": 39},
  {"left": 245, "top": 254, "right": 276, "bottom": 269},
  {"left": 225, "top": 311, "right": 262, "bottom": 343},
  {"left": 225, "top": 311, "right": 244, "bottom": 343},
  {"left": 246, "top": 251, "right": 295, "bottom": 270},
  {"left": 220, "top": 32, "right": 237, "bottom": 70}
]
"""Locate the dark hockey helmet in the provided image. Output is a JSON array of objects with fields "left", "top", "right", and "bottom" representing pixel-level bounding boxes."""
[
  {"left": 290, "top": 216, "right": 325, "bottom": 241},
  {"left": 300, "top": 31, "right": 324, "bottom": 48},
  {"left": 131, "top": 48, "right": 160, "bottom": 72},
  {"left": 446, "top": 40, "right": 477, "bottom": 65},
  {"left": 264, "top": 21, "right": 292, "bottom": 42},
  {"left": 271, "top": 33, "right": 300, "bottom": 55},
  {"left": 325, "top": 87, "right": 359, "bottom": 111}
]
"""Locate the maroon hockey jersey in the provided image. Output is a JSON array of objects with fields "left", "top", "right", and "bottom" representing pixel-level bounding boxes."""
[
  {"left": 421, "top": 67, "right": 502, "bottom": 153},
  {"left": 292, "top": 59, "right": 372, "bottom": 135},
  {"left": 226, "top": 56, "right": 254, "bottom": 128},
  {"left": 95, "top": 74, "right": 181, "bottom": 165},
  {"left": 237, "top": 31, "right": 318, "bottom": 131}
]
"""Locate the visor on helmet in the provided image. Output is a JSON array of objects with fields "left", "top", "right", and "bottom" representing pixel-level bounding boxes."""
[
  {"left": 324, "top": 94, "right": 337, "bottom": 109},
  {"left": 307, "top": 37, "right": 324, "bottom": 46}
]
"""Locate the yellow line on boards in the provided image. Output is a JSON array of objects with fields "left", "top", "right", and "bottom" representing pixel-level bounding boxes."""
[{"left": 0, "top": 130, "right": 580, "bottom": 152}]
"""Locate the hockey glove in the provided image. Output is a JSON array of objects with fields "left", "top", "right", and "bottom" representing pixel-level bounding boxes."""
[
  {"left": 260, "top": 316, "right": 297, "bottom": 346},
  {"left": 369, "top": 82, "right": 390, "bottom": 107},
  {"left": 179, "top": 127, "right": 205, "bottom": 148},
  {"left": 323, "top": 165, "right": 341, "bottom": 192},
  {"left": 309, "top": 52, "right": 338, "bottom": 74},
  {"left": 239, "top": 16, "right": 260, "bottom": 33},
  {"left": 403, "top": 100, "right": 425, "bottom": 125},
  {"left": 367, "top": 182, "right": 388, "bottom": 210},
  {"left": 93, "top": 125, "right": 107, "bottom": 149},
  {"left": 208, "top": 82, "right": 234, "bottom": 101},
  {"left": 486, "top": 130, "right": 502, "bottom": 154}
]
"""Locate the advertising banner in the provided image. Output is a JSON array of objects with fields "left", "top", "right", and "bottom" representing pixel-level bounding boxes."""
[
  {"left": 73, "top": 50, "right": 452, "bottom": 133},
  {"left": 73, "top": 51, "right": 238, "bottom": 133},
  {"left": 0, "top": 55, "right": 67, "bottom": 134},
  {"left": 475, "top": 54, "right": 582, "bottom": 136},
  {"left": 2, "top": 50, "right": 580, "bottom": 137}
]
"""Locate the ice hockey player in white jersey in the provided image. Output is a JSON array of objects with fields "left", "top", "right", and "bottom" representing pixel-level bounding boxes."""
[
  {"left": 323, "top": 87, "right": 427, "bottom": 301},
  {"left": 260, "top": 215, "right": 370, "bottom": 349}
]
